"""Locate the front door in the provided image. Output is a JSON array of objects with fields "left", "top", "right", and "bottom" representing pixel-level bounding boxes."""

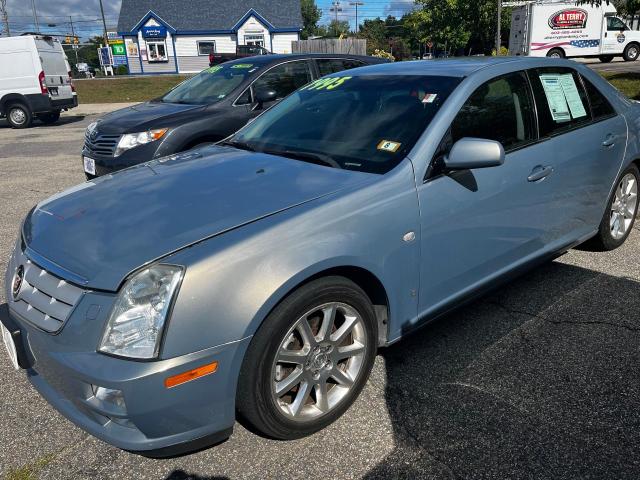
[
  {"left": 601, "top": 16, "right": 629, "bottom": 54},
  {"left": 416, "top": 71, "right": 559, "bottom": 317}
]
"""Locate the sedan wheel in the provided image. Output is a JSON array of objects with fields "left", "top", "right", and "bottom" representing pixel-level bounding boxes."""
[
  {"left": 610, "top": 173, "right": 638, "bottom": 240},
  {"left": 236, "top": 276, "right": 378, "bottom": 440},
  {"left": 272, "top": 302, "right": 367, "bottom": 421}
]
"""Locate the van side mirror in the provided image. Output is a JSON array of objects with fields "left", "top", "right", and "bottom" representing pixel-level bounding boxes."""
[
  {"left": 254, "top": 88, "right": 277, "bottom": 107},
  {"left": 444, "top": 138, "right": 505, "bottom": 170}
]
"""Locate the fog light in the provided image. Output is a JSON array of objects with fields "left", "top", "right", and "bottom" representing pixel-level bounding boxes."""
[{"left": 91, "top": 385, "right": 125, "bottom": 409}]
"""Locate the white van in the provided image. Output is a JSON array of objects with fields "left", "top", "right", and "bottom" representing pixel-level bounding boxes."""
[
  {"left": 509, "top": 1, "right": 640, "bottom": 63},
  {"left": 0, "top": 34, "right": 78, "bottom": 128}
]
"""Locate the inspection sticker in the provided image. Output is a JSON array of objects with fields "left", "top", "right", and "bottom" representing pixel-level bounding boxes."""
[
  {"left": 422, "top": 93, "right": 438, "bottom": 104},
  {"left": 377, "top": 140, "right": 401, "bottom": 153}
]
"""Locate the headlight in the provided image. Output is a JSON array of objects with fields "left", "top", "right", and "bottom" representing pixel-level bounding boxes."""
[
  {"left": 99, "top": 264, "right": 184, "bottom": 359},
  {"left": 114, "top": 129, "right": 168, "bottom": 157}
]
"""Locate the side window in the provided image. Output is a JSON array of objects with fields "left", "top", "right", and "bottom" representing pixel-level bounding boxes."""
[
  {"left": 316, "top": 59, "right": 365, "bottom": 77},
  {"left": 235, "top": 88, "right": 252, "bottom": 106},
  {"left": 529, "top": 67, "right": 591, "bottom": 137},
  {"left": 252, "top": 61, "right": 313, "bottom": 100},
  {"left": 607, "top": 17, "right": 629, "bottom": 31},
  {"left": 450, "top": 71, "right": 536, "bottom": 152},
  {"left": 581, "top": 75, "right": 616, "bottom": 120}
]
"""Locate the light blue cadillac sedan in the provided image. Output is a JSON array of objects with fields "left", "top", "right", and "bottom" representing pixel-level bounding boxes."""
[{"left": 2, "top": 57, "right": 639, "bottom": 456}]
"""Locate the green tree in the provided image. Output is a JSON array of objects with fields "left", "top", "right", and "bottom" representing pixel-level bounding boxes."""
[
  {"left": 327, "top": 19, "right": 350, "bottom": 37},
  {"left": 301, "top": 0, "right": 323, "bottom": 39},
  {"left": 404, "top": 0, "right": 471, "bottom": 54}
]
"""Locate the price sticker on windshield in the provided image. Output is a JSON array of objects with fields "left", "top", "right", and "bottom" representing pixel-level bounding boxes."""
[
  {"left": 377, "top": 140, "right": 401, "bottom": 153},
  {"left": 205, "top": 66, "right": 222, "bottom": 74},
  {"left": 231, "top": 64, "right": 254, "bottom": 69},
  {"left": 302, "top": 76, "right": 353, "bottom": 91}
]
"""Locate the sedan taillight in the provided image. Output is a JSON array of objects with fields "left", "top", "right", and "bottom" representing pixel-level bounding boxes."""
[{"left": 38, "top": 71, "right": 48, "bottom": 95}]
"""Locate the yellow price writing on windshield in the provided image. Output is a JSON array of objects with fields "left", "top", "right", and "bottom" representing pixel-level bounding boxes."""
[{"left": 302, "top": 76, "right": 353, "bottom": 91}]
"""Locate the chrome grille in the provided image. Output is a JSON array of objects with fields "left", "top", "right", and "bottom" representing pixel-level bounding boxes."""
[
  {"left": 11, "top": 257, "right": 85, "bottom": 333},
  {"left": 84, "top": 130, "right": 120, "bottom": 157}
]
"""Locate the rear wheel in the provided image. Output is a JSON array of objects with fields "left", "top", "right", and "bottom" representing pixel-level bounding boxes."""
[
  {"left": 624, "top": 43, "right": 640, "bottom": 62},
  {"left": 236, "top": 276, "right": 378, "bottom": 439},
  {"left": 37, "top": 110, "right": 61, "bottom": 124},
  {"left": 599, "top": 55, "right": 614, "bottom": 63},
  {"left": 584, "top": 164, "right": 639, "bottom": 251},
  {"left": 6, "top": 103, "right": 32, "bottom": 128},
  {"left": 547, "top": 48, "right": 565, "bottom": 59}
]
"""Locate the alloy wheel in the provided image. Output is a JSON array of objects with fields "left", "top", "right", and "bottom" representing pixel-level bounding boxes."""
[
  {"left": 271, "top": 302, "right": 367, "bottom": 422},
  {"left": 610, "top": 172, "right": 638, "bottom": 240},
  {"left": 9, "top": 108, "right": 26, "bottom": 125}
]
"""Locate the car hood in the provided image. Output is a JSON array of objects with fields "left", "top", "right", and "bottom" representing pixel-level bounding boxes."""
[
  {"left": 23, "top": 147, "right": 374, "bottom": 291},
  {"left": 97, "top": 101, "right": 206, "bottom": 134}
]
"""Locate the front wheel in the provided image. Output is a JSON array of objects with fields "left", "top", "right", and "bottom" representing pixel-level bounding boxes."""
[
  {"left": 624, "top": 43, "right": 640, "bottom": 62},
  {"left": 584, "top": 164, "right": 639, "bottom": 251},
  {"left": 236, "top": 276, "right": 378, "bottom": 440}
]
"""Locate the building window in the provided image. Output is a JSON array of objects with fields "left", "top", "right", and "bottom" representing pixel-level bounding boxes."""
[
  {"left": 147, "top": 41, "right": 168, "bottom": 62},
  {"left": 197, "top": 41, "right": 216, "bottom": 56},
  {"left": 244, "top": 34, "right": 265, "bottom": 47}
]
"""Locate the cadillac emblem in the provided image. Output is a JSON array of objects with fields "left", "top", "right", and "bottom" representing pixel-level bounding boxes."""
[{"left": 12, "top": 265, "right": 24, "bottom": 300}]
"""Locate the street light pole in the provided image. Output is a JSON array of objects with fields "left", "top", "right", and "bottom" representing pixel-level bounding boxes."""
[
  {"left": 349, "top": 2, "right": 364, "bottom": 34},
  {"left": 98, "top": 0, "right": 108, "bottom": 46},
  {"left": 69, "top": 15, "right": 78, "bottom": 65}
]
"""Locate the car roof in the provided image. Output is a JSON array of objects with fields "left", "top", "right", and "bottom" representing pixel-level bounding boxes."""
[
  {"left": 224, "top": 53, "right": 386, "bottom": 67},
  {"left": 343, "top": 56, "right": 541, "bottom": 77}
]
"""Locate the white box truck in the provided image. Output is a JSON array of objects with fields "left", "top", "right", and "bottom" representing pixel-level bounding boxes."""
[
  {"left": 0, "top": 34, "right": 78, "bottom": 128},
  {"left": 508, "top": 1, "right": 640, "bottom": 63}
]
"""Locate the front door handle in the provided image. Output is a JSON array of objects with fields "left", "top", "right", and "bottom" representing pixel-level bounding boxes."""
[
  {"left": 528, "top": 165, "right": 554, "bottom": 182},
  {"left": 602, "top": 134, "right": 616, "bottom": 147}
]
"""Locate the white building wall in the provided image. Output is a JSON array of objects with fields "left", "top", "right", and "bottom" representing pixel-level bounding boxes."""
[
  {"left": 237, "top": 15, "right": 272, "bottom": 51},
  {"left": 271, "top": 33, "right": 299, "bottom": 54},
  {"left": 174, "top": 35, "right": 236, "bottom": 56}
]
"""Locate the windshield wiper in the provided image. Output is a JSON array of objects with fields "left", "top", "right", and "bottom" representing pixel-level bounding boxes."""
[
  {"left": 220, "top": 139, "right": 256, "bottom": 152},
  {"left": 262, "top": 149, "right": 342, "bottom": 169}
]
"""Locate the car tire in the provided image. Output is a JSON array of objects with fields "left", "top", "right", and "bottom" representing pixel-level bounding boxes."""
[
  {"left": 546, "top": 48, "right": 565, "bottom": 59},
  {"left": 583, "top": 164, "right": 639, "bottom": 251},
  {"left": 599, "top": 55, "right": 614, "bottom": 63},
  {"left": 623, "top": 43, "right": 640, "bottom": 62},
  {"left": 6, "top": 103, "right": 32, "bottom": 129},
  {"left": 38, "top": 110, "right": 61, "bottom": 125},
  {"left": 236, "top": 276, "right": 378, "bottom": 440}
]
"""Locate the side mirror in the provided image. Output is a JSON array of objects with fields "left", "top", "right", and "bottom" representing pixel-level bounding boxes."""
[
  {"left": 254, "top": 88, "right": 277, "bottom": 106},
  {"left": 444, "top": 138, "right": 505, "bottom": 170}
]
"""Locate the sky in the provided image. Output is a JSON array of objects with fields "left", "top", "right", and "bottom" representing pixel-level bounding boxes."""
[{"left": 2, "top": 0, "right": 416, "bottom": 40}]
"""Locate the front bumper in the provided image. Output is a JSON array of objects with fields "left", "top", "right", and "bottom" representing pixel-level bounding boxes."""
[
  {"left": 0, "top": 297, "right": 250, "bottom": 457},
  {"left": 81, "top": 139, "right": 165, "bottom": 178}
]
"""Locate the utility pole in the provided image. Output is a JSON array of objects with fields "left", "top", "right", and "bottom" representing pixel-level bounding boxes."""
[
  {"left": 0, "top": 0, "right": 10, "bottom": 37},
  {"left": 349, "top": 2, "right": 364, "bottom": 34},
  {"left": 495, "top": 0, "right": 502, "bottom": 55},
  {"left": 31, "top": 0, "right": 40, "bottom": 33},
  {"left": 69, "top": 15, "right": 79, "bottom": 65},
  {"left": 330, "top": 1, "right": 342, "bottom": 23},
  {"left": 98, "top": 0, "right": 109, "bottom": 46}
]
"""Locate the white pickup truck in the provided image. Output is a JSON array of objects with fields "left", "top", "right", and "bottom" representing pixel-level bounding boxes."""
[
  {"left": 509, "top": 0, "right": 640, "bottom": 63},
  {"left": 0, "top": 34, "right": 78, "bottom": 128}
]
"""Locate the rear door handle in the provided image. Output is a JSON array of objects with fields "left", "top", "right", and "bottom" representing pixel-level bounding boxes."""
[
  {"left": 528, "top": 165, "right": 554, "bottom": 182},
  {"left": 602, "top": 134, "right": 616, "bottom": 148}
]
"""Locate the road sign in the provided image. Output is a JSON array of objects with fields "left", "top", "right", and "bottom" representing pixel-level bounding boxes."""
[
  {"left": 98, "top": 47, "right": 111, "bottom": 66},
  {"left": 110, "top": 43, "right": 126, "bottom": 56},
  {"left": 113, "top": 55, "right": 128, "bottom": 66}
]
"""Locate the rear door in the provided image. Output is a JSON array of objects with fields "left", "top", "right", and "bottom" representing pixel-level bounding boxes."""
[
  {"left": 528, "top": 67, "right": 626, "bottom": 239},
  {"left": 35, "top": 38, "right": 73, "bottom": 100}
]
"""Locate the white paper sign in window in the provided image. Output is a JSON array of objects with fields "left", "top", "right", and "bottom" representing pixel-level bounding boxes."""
[{"left": 539, "top": 73, "right": 588, "bottom": 123}]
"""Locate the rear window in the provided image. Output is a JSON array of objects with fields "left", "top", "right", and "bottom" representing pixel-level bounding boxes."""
[
  {"left": 529, "top": 67, "right": 592, "bottom": 137},
  {"left": 581, "top": 76, "right": 616, "bottom": 120}
]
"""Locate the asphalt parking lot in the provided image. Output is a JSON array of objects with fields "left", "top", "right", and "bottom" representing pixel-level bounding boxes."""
[{"left": 1, "top": 109, "right": 640, "bottom": 480}]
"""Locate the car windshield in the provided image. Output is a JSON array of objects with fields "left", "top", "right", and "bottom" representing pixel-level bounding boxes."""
[
  {"left": 161, "top": 63, "right": 260, "bottom": 105},
  {"left": 231, "top": 75, "right": 461, "bottom": 174}
]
